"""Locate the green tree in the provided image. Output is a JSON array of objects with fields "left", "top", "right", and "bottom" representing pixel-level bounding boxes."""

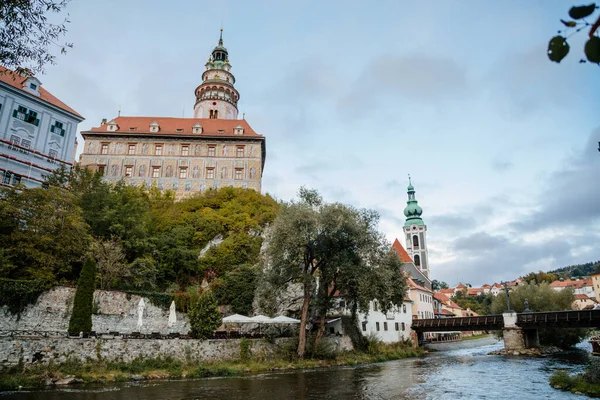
[
  {"left": 432, "top": 280, "right": 449, "bottom": 291},
  {"left": 188, "top": 291, "right": 222, "bottom": 339},
  {"left": 522, "top": 271, "right": 557, "bottom": 285},
  {"left": 212, "top": 264, "right": 259, "bottom": 315},
  {"left": 0, "top": 0, "right": 73, "bottom": 73},
  {"left": 490, "top": 282, "right": 589, "bottom": 348},
  {"left": 68, "top": 258, "right": 96, "bottom": 334},
  {"left": 262, "top": 187, "right": 407, "bottom": 357}
]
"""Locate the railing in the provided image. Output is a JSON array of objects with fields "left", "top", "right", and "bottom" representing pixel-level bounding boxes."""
[
  {"left": 517, "top": 309, "right": 600, "bottom": 328},
  {"left": 0, "top": 330, "right": 291, "bottom": 340},
  {"left": 412, "top": 315, "right": 504, "bottom": 332}
]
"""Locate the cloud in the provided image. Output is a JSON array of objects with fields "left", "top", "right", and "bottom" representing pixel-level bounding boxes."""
[
  {"left": 491, "top": 158, "right": 513, "bottom": 172},
  {"left": 428, "top": 214, "right": 477, "bottom": 231}
]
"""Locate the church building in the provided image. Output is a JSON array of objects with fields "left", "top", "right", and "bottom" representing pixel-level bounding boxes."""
[
  {"left": 403, "top": 177, "right": 430, "bottom": 278},
  {"left": 78, "top": 30, "right": 266, "bottom": 198}
]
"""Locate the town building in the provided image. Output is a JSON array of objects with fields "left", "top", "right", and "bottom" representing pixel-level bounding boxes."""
[
  {"left": 592, "top": 272, "right": 600, "bottom": 301},
  {"left": 403, "top": 178, "right": 430, "bottom": 278},
  {"left": 0, "top": 66, "right": 84, "bottom": 187},
  {"left": 572, "top": 294, "right": 597, "bottom": 310},
  {"left": 551, "top": 278, "right": 594, "bottom": 298},
  {"left": 78, "top": 31, "right": 266, "bottom": 199}
]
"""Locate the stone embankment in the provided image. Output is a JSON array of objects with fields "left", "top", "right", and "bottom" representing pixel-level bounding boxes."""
[{"left": 488, "top": 346, "right": 562, "bottom": 356}]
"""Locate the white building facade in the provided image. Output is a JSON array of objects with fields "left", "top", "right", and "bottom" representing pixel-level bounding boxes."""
[
  {"left": 357, "top": 300, "right": 414, "bottom": 343},
  {"left": 402, "top": 178, "right": 430, "bottom": 278},
  {"left": 0, "top": 67, "right": 83, "bottom": 187}
]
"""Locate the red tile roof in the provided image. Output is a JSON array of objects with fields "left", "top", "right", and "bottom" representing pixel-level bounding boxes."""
[
  {"left": 439, "top": 289, "right": 455, "bottom": 295},
  {"left": 551, "top": 279, "right": 593, "bottom": 289},
  {"left": 408, "top": 277, "right": 433, "bottom": 294},
  {"left": 467, "top": 288, "right": 483, "bottom": 296},
  {"left": 441, "top": 309, "right": 456, "bottom": 316},
  {"left": 0, "top": 66, "right": 83, "bottom": 118},
  {"left": 391, "top": 239, "right": 413, "bottom": 263},
  {"left": 482, "top": 284, "right": 491, "bottom": 288},
  {"left": 456, "top": 283, "right": 467, "bottom": 289},
  {"left": 433, "top": 292, "right": 463, "bottom": 310},
  {"left": 84, "top": 116, "right": 262, "bottom": 138},
  {"left": 574, "top": 294, "right": 595, "bottom": 301}
]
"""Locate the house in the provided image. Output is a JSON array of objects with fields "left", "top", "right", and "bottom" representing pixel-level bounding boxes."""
[
  {"left": 592, "top": 272, "right": 600, "bottom": 300},
  {"left": 0, "top": 66, "right": 84, "bottom": 187},
  {"left": 551, "top": 279, "right": 595, "bottom": 298},
  {"left": 572, "top": 294, "right": 597, "bottom": 310}
]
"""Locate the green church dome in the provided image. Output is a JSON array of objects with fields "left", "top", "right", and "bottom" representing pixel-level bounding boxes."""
[{"left": 403, "top": 177, "right": 425, "bottom": 226}]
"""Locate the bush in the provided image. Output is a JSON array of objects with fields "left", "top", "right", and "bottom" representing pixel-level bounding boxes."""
[
  {"left": 68, "top": 258, "right": 96, "bottom": 334},
  {"left": 0, "top": 278, "right": 49, "bottom": 315},
  {"left": 188, "top": 291, "right": 222, "bottom": 339},
  {"left": 239, "top": 338, "right": 251, "bottom": 361}
]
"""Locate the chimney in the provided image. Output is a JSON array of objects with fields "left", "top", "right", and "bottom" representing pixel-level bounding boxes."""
[{"left": 101, "top": 118, "right": 107, "bottom": 126}]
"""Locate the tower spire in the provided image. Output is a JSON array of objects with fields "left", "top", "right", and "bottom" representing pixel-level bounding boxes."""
[{"left": 219, "top": 27, "right": 223, "bottom": 46}]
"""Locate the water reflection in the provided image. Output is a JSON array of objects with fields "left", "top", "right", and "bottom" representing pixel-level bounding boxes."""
[{"left": 2, "top": 339, "right": 594, "bottom": 400}]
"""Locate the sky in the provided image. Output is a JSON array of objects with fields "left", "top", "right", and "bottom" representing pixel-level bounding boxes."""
[{"left": 36, "top": 0, "right": 600, "bottom": 286}]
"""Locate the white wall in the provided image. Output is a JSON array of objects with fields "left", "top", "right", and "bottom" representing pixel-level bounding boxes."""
[{"left": 356, "top": 301, "right": 413, "bottom": 343}]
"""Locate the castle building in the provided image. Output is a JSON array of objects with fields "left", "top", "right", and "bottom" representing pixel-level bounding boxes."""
[
  {"left": 78, "top": 30, "right": 265, "bottom": 198},
  {"left": 403, "top": 177, "right": 430, "bottom": 278},
  {"left": 0, "top": 66, "right": 84, "bottom": 187}
]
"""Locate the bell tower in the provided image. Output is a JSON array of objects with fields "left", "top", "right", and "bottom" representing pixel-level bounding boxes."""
[
  {"left": 193, "top": 29, "right": 240, "bottom": 119},
  {"left": 402, "top": 176, "right": 430, "bottom": 278}
]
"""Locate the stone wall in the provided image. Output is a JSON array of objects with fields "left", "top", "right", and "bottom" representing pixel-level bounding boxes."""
[
  {"left": 0, "top": 336, "right": 288, "bottom": 368},
  {"left": 0, "top": 286, "right": 190, "bottom": 334}
]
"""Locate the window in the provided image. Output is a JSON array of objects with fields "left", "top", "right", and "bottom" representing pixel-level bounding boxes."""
[
  {"left": 128, "top": 144, "right": 136, "bottom": 155},
  {"left": 373, "top": 301, "right": 378, "bottom": 312},
  {"left": 181, "top": 145, "right": 189, "bottom": 156},
  {"left": 206, "top": 168, "right": 215, "bottom": 179},
  {"left": 155, "top": 144, "right": 163, "bottom": 155},
  {"left": 208, "top": 146, "right": 216, "bottom": 157},
  {"left": 395, "top": 323, "right": 399, "bottom": 331},
  {"left": 403, "top": 304, "right": 407, "bottom": 313},
  {"left": 49, "top": 149, "right": 58, "bottom": 159},
  {"left": 2, "top": 172, "right": 11, "bottom": 185},
  {"left": 329, "top": 327, "right": 335, "bottom": 334},
  {"left": 12, "top": 105, "right": 39, "bottom": 126},
  {"left": 101, "top": 143, "right": 109, "bottom": 154},
  {"left": 29, "top": 83, "right": 37, "bottom": 90},
  {"left": 10, "top": 135, "right": 20, "bottom": 146},
  {"left": 383, "top": 322, "right": 388, "bottom": 331},
  {"left": 179, "top": 167, "right": 188, "bottom": 179},
  {"left": 414, "top": 254, "right": 421, "bottom": 267},
  {"left": 176, "top": 129, "right": 183, "bottom": 132},
  {"left": 375, "top": 322, "right": 380, "bottom": 331},
  {"left": 361, "top": 322, "right": 367, "bottom": 332},
  {"left": 124, "top": 166, "right": 133, "bottom": 177},
  {"left": 152, "top": 166, "right": 161, "bottom": 178},
  {"left": 236, "top": 146, "right": 245, "bottom": 157},
  {"left": 413, "top": 235, "right": 419, "bottom": 249},
  {"left": 401, "top": 322, "right": 405, "bottom": 331},
  {"left": 51, "top": 121, "right": 65, "bottom": 136},
  {"left": 235, "top": 168, "right": 243, "bottom": 180},
  {"left": 98, "top": 165, "right": 106, "bottom": 175},
  {"left": 21, "top": 139, "right": 31, "bottom": 149},
  {"left": 12, "top": 175, "right": 21, "bottom": 185}
]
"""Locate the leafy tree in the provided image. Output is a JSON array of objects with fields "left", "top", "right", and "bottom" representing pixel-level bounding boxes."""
[
  {"left": 522, "top": 271, "right": 557, "bottom": 285},
  {"left": 212, "top": 264, "right": 259, "bottom": 315},
  {"left": 432, "top": 280, "right": 449, "bottom": 291},
  {"left": 262, "top": 187, "right": 407, "bottom": 357},
  {"left": 0, "top": 0, "right": 73, "bottom": 73},
  {"left": 0, "top": 186, "right": 91, "bottom": 282},
  {"left": 68, "top": 258, "right": 96, "bottom": 334},
  {"left": 453, "top": 293, "right": 495, "bottom": 316},
  {"left": 547, "top": 3, "right": 600, "bottom": 64},
  {"left": 188, "top": 291, "right": 222, "bottom": 339},
  {"left": 490, "top": 282, "right": 589, "bottom": 348},
  {"left": 91, "top": 240, "right": 127, "bottom": 290}
]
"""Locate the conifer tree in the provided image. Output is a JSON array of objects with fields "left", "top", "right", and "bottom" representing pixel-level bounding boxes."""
[
  {"left": 68, "top": 258, "right": 96, "bottom": 334},
  {"left": 188, "top": 291, "right": 222, "bottom": 339}
]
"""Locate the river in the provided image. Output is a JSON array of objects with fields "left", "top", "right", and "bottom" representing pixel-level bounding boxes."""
[{"left": 1, "top": 337, "right": 594, "bottom": 399}]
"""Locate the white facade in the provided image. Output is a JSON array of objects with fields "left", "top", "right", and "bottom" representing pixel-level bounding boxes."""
[
  {"left": 404, "top": 224, "right": 429, "bottom": 278},
  {"left": 0, "top": 70, "right": 83, "bottom": 187},
  {"left": 357, "top": 300, "right": 414, "bottom": 343},
  {"left": 410, "top": 287, "right": 435, "bottom": 319}
]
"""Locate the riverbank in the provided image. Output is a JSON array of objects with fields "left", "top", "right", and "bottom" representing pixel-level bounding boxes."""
[
  {"left": 425, "top": 334, "right": 499, "bottom": 352},
  {"left": 0, "top": 341, "right": 425, "bottom": 391},
  {"left": 550, "top": 369, "right": 600, "bottom": 397}
]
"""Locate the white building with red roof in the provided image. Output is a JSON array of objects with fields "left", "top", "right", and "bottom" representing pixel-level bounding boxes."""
[
  {"left": 78, "top": 31, "right": 266, "bottom": 199},
  {"left": 0, "top": 66, "right": 84, "bottom": 187}
]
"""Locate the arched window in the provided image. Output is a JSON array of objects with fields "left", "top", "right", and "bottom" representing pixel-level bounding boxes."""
[
  {"left": 413, "top": 235, "right": 419, "bottom": 249},
  {"left": 414, "top": 254, "right": 421, "bottom": 266}
]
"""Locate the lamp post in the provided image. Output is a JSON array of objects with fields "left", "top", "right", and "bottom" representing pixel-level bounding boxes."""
[{"left": 502, "top": 281, "right": 512, "bottom": 312}]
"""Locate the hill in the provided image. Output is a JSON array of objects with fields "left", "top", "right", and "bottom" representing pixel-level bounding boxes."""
[{"left": 548, "top": 261, "right": 600, "bottom": 279}]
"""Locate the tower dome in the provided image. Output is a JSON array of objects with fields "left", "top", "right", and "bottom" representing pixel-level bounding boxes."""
[{"left": 403, "top": 176, "right": 424, "bottom": 226}]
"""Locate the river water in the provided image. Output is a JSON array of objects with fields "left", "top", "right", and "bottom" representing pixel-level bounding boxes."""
[{"left": 1, "top": 337, "right": 594, "bottom": 400}]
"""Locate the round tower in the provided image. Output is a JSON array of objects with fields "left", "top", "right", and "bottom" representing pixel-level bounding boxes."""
[
  {"left": 402, "top": 176, "right": 430, "bottom": 278},
  {"left": 193, "top": 29, "right": 240, "bottom": 119}
]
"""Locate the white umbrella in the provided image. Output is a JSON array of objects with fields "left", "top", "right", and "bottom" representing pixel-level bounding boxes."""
[
  {"left": 168, "top": 301, "right": 177, "bottom": 328},
  {"left": 271, "top": 315, "right": 301, "bottom": 324},
  {"left": 137, "top": 298, "right": 145, "bottom": 330},
  {"left": 248, "top": 315, "right": 274, "bottom": 323},
  {"left": 223, "top": 314, "right": 252, "bottom": 323}
]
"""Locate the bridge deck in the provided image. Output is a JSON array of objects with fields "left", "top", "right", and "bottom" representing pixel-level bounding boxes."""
[{"left": 412, "top": 315, "right": 503, "bottom": 332}]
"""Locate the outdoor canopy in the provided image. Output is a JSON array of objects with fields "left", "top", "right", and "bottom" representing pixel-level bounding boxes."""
[{"left": 221, "top": 315, "right": 301, "bottom": 324}]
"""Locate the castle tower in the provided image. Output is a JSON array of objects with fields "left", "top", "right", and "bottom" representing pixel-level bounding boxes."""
[
  {"left": 403, "top": 176, "right": 430, "bottom": 278},
  {"left": 193, "top": 29, "right": 240, "bottom": 119}
]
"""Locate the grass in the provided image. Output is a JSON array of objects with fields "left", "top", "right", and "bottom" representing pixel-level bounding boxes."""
[
  {"left": 0, "top": 341, "right": 425, "bottom": 391},
  {"left": 550, "top": 369, "right": 600, "bottom": 397}
]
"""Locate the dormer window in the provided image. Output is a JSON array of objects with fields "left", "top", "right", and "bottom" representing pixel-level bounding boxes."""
[
  {"left": 192, "top": 123, "right": 202, "bottom": 134},
  {"left": 176, "top": 128, "right": 183, "bottom": 132},
  {"left": 107, "top": 120, "right": 118, "bottom": 131},
  {"left": 149, "top": 121, "right": 160, "bottom": 133},
  {"left": 234, "top": 125, "right": 244, "bottom": 135},
  {"left": 29, "top": 83, "right": 37, "bottom": 90},
  {"left": 23, "top": 77, "right": 41, "bottom": 96},
  {"left": 129, "top": 127, "right": 137, "bottom": 131}
]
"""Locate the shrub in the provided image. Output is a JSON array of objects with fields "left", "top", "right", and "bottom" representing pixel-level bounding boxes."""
[
  {"left": 0, "top": 278, "right": 48, "bottom": 315},
  {"left": 188, "top": 291, "right": 222, "bottom": 339},
  {"left": 239, "top": 338, "right": 251, "bottom": 361},
  {"left": 68, "top": 258, "right": 96, "bottom": 334}
]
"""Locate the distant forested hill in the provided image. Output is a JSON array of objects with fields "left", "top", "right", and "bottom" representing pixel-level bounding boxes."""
[{"left": 548, "top": 261, "right": 600, "bottom": 278}]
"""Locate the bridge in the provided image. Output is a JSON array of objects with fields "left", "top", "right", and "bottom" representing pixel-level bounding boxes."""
[{"left": 411, "top": 309, "right": 600, "bottom": 350}]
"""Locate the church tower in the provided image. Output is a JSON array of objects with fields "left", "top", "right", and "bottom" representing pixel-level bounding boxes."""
[
  {"left": 403, "top": 177, "right": 430, "bottom": 278},
  {"left": 193, "top": 29, "right": 240, "bottom": 119}
]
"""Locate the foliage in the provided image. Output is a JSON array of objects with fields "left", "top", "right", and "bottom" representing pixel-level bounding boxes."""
[
  {"left": 0, "top": 0, "right": 73, "bottom": 73},
  {"left": 521, "top": 270, "right": 557, "bottom": 285},
  {"left": 550, "top": 360, "right": 600, "bottom": 397},
  {"left": 188, "top": 291, "right": 222, "bottom": 339},
  {"left": 91, "top": 240, "right": 127, "bottom": 290},
  {"left": 490, "top": 282, "right": 589, "bottom": 348},
  {"left": 68, "top": 258, "right": 96, "bottom": 334},
  {"left": 548, "top": 260, "right": 600, "bottom": 278},
  {"left": 0, "top": 186, "right": 92, "bottom": 282},
  {"left": 212, "top": 264, "right": 259, "bottom": 315},
  {"left": 547, "top": 3, "right": 600, "bottom": 64},
  {"left": 261, "top": 187, "right": 408, "bottom": 357},
  {"left": 122, "top": 290, "right": 192, "bottom": 313},
  {"left": 239, "top": 338, "right": 251, "bottom": 361},
  {"left": 0, "top": 278, "right": 49, "bottom": 314},
  {"left": 452, "top": 292, "right": 495, "bottom": 316},
  {"left": 432, "top": 280, "right": 449, "bottom": 291}
]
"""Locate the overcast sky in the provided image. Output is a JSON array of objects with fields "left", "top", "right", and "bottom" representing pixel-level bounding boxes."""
[{"left": 38, "top": 0, "right": 600, "bottom": 286}]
